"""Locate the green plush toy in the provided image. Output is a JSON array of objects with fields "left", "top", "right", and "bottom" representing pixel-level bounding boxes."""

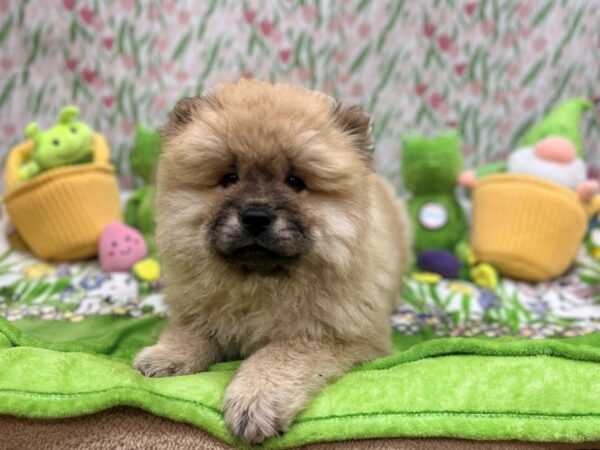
[
  {"left": 124, "top": 125, "right": 161, "bottom": 256},
  {"left": 19, "top": 106, "right": 94, "bottom": 180},
  {"left": 129, "top": 124, "right": 161, "bottom": 185},
  {"left": 125, "top": 185, "right": 156, "bottom": 251},
  {"left": 402, "top": 130, "right": 468, "bottom": 257}
]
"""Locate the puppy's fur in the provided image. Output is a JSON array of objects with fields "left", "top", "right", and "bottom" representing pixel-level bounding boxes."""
[{"left": 133, "top": 80, "right": 411, "bottom": 444}]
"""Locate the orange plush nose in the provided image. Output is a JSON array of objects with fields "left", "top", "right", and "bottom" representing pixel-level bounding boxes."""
[{"left": 533, "top": 136, "right": 577, "bottom": 164}]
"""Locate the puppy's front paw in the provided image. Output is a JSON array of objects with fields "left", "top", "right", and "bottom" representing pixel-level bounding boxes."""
[
  {"left": 223, "top": 380, "right": 288, "bottom": 445},
  {"left": 133, "top": 344, "right": 197, "bottom": 377}
]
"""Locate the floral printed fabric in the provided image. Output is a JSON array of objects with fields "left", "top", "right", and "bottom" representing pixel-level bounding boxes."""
[
  {"left": 396, "top": 259, "right": 600, "bottom": 338},
  {"left": 2, "top": 205, "right": 600, "bottom": 338},
  {"left": 1, "top": 0, "right": 600, "bottom": 338},
  {"left": 0, "top": 216, "right": 167, "bottom": 322},
  {"left": 1, "top": 0, "right": 599, "bottom": 187}
]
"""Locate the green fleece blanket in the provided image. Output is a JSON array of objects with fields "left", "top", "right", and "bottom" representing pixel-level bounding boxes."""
[
  {"left": 1, "top": 315, "right": 600, "bottom": 449},
  {"left": 2, "top": 207, "right": 600, "bottom": 448}
]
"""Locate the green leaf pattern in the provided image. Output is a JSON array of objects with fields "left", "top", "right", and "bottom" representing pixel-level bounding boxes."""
[{"left": 0, "top": 0, "right": 598, "bottom": 182}]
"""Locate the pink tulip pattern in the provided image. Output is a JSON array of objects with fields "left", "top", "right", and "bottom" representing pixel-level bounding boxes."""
[{"left": 0, "top": 0, "right": 599, "bottom": 182}]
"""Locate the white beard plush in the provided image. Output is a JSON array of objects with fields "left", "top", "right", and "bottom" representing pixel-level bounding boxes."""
[
  {"left": 507, "top": 146, "right": 586, "bottom": 190},
  {"left": 507, "top": 136, "right": 598, "bottom": 201}
]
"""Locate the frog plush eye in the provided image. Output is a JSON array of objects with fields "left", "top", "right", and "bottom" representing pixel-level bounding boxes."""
[
  {"left": 71, "top": 127, "right": 77, "bottom": 134},
  {"left": 52, "top": 139, "right": 60, "bottom": 146}
]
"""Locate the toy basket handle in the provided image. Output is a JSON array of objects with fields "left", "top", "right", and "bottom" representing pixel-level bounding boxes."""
[
  {"left": 588, "top": 194, "right": 600, "bottom": 218},
  {"left": 3, "top": 134, "right": 111, "bottom": 192},
  {"left": 3, "top": 140, "right": 34, "bottom": 191},
  {"left": 91, "top": 134, "right": 111, "bottom": 164}
]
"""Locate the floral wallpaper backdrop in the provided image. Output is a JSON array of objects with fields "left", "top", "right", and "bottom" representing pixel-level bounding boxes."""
[{"left": 1, "top": 0, "right": 599, "bottom": 188}]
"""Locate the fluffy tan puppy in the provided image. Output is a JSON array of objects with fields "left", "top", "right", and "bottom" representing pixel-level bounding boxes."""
[{"left": 133, "top": 80, "right": 411, "bottom": 444}]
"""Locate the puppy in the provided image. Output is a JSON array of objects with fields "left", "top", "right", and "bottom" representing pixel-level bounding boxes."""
[{"left": 133, "top": 80, "right": 411, "bottom": 444}]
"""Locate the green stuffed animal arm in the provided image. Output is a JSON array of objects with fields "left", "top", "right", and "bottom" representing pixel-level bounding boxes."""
[{"left": 18, "top": 161, "right": 41, "bottom": 180}]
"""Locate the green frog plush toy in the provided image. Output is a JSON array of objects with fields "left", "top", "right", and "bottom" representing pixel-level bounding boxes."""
[
  {"left": 402, "top": 131, "right": 468, "bottom": 252},
  {"left": 124, "top": 125, "right": 161, "bottom": 256},
  {"left": 19, "top": 106, "right": 94, "bottom": 180}
]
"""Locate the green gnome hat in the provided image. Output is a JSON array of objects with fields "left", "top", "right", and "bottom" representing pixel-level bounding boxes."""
[{"left": 520, "top": 97, "right": 593, "bottom": 158}]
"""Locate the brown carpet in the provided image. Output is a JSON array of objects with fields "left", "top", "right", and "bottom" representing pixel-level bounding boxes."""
[{"left": 0, "top": 407, "right": 597, "bottom": 450}]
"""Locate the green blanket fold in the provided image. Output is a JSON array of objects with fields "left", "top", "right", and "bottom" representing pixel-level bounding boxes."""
[{"left": 1, "top": 315, "right": 599, "bottom": 449}]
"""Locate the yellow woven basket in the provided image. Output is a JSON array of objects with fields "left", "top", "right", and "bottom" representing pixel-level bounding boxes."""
[
  {"left": 471, "top": 174, "right": 600, "bottom": 282},
  {"left": 2, "top": 134, "right": 122, "bottom": 261}
]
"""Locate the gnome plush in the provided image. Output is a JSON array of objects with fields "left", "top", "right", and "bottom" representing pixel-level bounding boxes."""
[
  {"left": 508, "top": 136, "right": 599, "bottom": 200},
  {"left": 459, "top": 98, "right": 599, "bottom": 201},
  {"left": 459, "top": 97, "right": 600, "bottom": 282}
]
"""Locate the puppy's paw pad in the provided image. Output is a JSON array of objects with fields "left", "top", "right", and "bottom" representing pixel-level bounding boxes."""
[
  {"left": 224, "top": 390, "right": 286, "bottom": 444},
  {"left": 133, "top": 345, "right": 191, "bottom": 377}
]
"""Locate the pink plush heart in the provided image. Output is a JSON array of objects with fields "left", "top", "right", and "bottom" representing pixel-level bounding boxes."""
[{"left": 99, "top": 222, "right": 148, "bottom": 272}]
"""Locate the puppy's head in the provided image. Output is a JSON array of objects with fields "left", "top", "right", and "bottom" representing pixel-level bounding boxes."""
[{"left": 157, "top": 80, "right": 373, "bottom": 276}]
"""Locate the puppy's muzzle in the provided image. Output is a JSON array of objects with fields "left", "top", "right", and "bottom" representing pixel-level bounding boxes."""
[{"left": 240, "top": 206, "right": 275, "bottom": 236}]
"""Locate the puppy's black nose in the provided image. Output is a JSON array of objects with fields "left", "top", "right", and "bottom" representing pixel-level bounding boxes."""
[{"left": 241, "top": 207, "right": 274, "bottom": 235}]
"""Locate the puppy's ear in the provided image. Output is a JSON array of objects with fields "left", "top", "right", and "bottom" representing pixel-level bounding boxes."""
[
  {"left": 160, "top": 93, "right": 221, "bottom": 140},
  {"left": 160, "top": 97, "right": 203, "bottom": 140},
  {"left": 333, "top": 103, "right": 374, "bottom": 157},
  {"left": 169, "top": 97, "right": 200, "bottom": 126}
]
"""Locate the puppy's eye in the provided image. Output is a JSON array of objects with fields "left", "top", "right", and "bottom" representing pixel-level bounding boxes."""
[
  {"left": 220, "top": 172, "right": 239, "bottom": 188},
  {"left": 286, "top": 175, "right": 305, "bottom": 192}
]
